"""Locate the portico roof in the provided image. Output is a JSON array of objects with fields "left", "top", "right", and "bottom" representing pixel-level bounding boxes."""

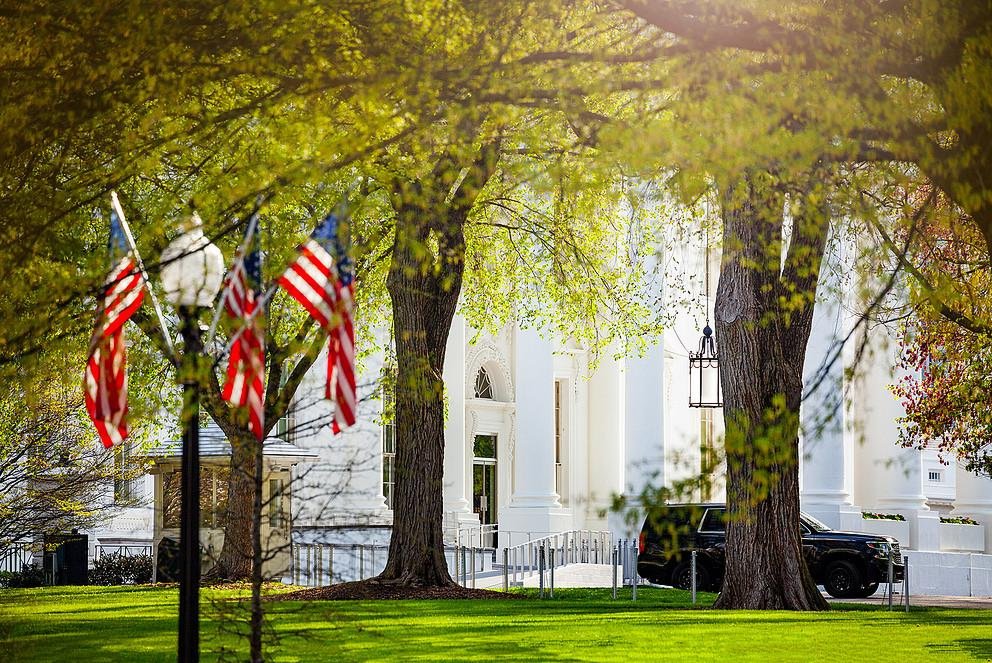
[{"left": 142, "top": 420, "right": 319, "bottom": 463}]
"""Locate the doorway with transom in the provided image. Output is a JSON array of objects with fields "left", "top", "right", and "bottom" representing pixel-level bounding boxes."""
[{"left": 473, "top": 434, "right": 497, "bottom": 548}]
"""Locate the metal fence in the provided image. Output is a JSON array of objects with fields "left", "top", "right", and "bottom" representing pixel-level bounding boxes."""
[
  {"left": 500, "top": 530, "right": 612, "bottom": 590},
  {"left": 291, "top": 531, "right": 641, "bottom": 592},
  {"left": 94, "top": 544, "right": 153, "bottom": 560},
  {"left": 290, "top": 542, "right": 499, "bottom": 587},
  {"left": 455, "top": 523, "right": 498, "bottom": 549},
  {"left": 0, "top": 541, "right": 35, "bottom": 573}
]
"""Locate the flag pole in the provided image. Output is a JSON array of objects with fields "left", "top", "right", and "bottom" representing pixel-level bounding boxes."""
[
  {"left": 110, "top": 192, "right": 175, "bottom": 356},
  {"left": 205, "top": 209, "right": 262, "bottom": 347},
  {"left": 212, "top": 283, "right": 279, "bottom": 367}
]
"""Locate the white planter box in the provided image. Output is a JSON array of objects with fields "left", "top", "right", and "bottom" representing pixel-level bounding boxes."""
[
  {"left": 939, "top": 522, "right": 986, "bottom": 552},
  {"left": 859, "top": 518, "right": 910, "bottom": 547}
]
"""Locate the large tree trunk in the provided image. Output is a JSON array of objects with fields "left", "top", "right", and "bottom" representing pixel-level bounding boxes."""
[
  {"left": 378, "top": 195, "right": 465, "bottom": 586},
  {"left": 377, "top": 142, "right": 499, "bottom": 586},
  {"left": 207, "top": 428, "right": 258, "bottom": 580},
  {"left": 207, "top": 318, "right": 322, "bottom": 582},
  {"left": 712, "top": 175, "right": 830, "bottom": 610}
]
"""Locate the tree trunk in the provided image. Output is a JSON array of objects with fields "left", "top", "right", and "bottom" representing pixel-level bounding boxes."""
[
  {"left": 712, "top": 175, "right": 830, "bottom": 610},
  {"left": 206, "top": 318, "right": 323, "bottom": 582},
  {"left": 207, "top": 428, "right": 258, "bottom": 580},
  {"left": 375, "top": 139, "right": 499, "bottom": 586},
  {"left": 378, "top": 195, "right": 465, "bottom": 586}
]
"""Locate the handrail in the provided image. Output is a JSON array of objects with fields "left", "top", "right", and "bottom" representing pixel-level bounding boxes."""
[
  {"left": 500, "top": 529, "right": 612, "bottom": 590},
  {"left": 290, "top": 542, "right": 498, "bottom": 588},
  {"left": 455, "top": 523, "right": 498, "bottom": 548}
]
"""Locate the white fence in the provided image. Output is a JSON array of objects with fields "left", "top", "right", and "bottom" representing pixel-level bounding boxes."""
[{"left": 0, "top": 541, "right": 35, "bottom": 573}]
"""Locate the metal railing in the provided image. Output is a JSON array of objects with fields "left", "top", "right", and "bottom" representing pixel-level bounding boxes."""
[
  {"left": 0, "top": 541, "right": 35, "bottom": 573},
  {"left": 501, "top": 530, "right": 612, "bottom": 590},
  {"left": 455, "top": 523, "right": 498, "bottom": 549},
  {"left": 94, "top": 544, "right": 153, "bottom": 560},
  {"left": 450, "top": 545, "right": 498, "bottom": 588},
  {"left": 290, "top": 542, "right": 498, "bottom": 588}
]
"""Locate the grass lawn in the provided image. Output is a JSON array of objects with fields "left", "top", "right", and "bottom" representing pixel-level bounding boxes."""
[{"left": 2, "top": 585, "right": 991, "bottom": 662}]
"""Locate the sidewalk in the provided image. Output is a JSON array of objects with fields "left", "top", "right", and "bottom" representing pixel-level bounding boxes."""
[
  {"left": 475, "top": 562, "right": 992, "bottom": 608},
  {"left": 831, "top": 594, "right": 992, "bottom": 609},
  {"left": 473, "top": 563, "right": 620, "bottom": 590}
]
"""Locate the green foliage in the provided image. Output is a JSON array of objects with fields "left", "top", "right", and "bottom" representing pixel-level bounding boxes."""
[
  {"left": 940, "top": 516, "right": 980, "bottom": 526},
  {"left": 862, "top": 512, "right": 906, "bottom": 522},
  {"left": 89, "top": 554, "right": 154, "bottom": 586},
  {"left": 0, "top": 564, "right": 45, "bottom": 589}
]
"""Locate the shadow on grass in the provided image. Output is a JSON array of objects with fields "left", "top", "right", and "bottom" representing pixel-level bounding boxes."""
[
  {"left": 5, "top": 585, "right": 992, "bottom": 662},
  {"left": 926, "top": 639, "right": 992, "bottom": 659}
]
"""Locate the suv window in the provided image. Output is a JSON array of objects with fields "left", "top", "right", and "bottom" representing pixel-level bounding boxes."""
[{"left": 699, "top": 508, "right": 726, "bottom": 532}]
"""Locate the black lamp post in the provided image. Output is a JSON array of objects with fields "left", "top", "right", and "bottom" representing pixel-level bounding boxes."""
[
  {"left": 161, "top": 214, "right": 224, "bottom": 663},
  {"left": 178, "top": 308, "right": 202, "bottom": 661}
]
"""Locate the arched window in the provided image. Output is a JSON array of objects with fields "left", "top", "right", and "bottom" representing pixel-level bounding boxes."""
[{"left": 474, "top": 367, "right": 494, "bottom": 399}]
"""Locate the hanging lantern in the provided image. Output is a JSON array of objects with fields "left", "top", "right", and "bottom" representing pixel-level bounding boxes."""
[{"left": 689, "top": 325, "right": 722, "bottom": 408}]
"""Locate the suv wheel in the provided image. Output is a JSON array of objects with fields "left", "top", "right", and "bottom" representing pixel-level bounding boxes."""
[
  {"left": 852, "top": 582, "right": 879, "bottom": 598},
  {"left": 671, "top": 560, "right": 710, "bottom": 591},
  {"left": 824, "top": 560, "right": 863, "bottom": 598}
]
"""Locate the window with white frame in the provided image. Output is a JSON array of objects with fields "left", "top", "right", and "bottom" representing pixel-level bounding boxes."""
[
  {"left": 275, "top": 372, "right": 297, "bottom": 444},
  {"left": 928, "top": 470, "right": 942, "bottom": 482},
  {"left": 113, "top": 441, "right": 140, "bottom": 504},
  {"left": 554, "top": 379, "right": 568, "bottom": 504},
  {"left": 163, "top": 465, "right": 229, "bottom": 529},
  {"left": 382, "top": 379, "right": 396, "bottom": 510},
  {"left": 268, "top": 478, "right": 289, "bottom": 528}
]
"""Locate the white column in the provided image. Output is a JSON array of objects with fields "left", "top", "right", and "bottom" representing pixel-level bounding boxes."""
[
  {"left": 662, "top": 342, "right": 701, "bottom": 496},
  {"left": 624, "top": 344, "right": 665, "bottom": 498},
  {"left": 510, "top": 327, "right": 560, "bottom": 507},
  {"left": 589, "top": 350, "right": 625, "bottom": 534},
  {"left": 953, "top": 465, "right": 992, "bottom": 554},
  {"left": 442, "top": 315, "right": 471, "bottom": 524},
  {"left": 499, "top": 327, "right": 568, "bottom": 541},
  {"left": 799, "top": 254, "right": 861, "bottom": 531}
]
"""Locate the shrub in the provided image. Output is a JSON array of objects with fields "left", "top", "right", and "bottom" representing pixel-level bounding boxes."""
[
  {"left": 90, "top": 553, "right": 153, "bottom": 585},
  {"left": 861, "top": 511, "right": 906, "bottom": 521},
  {"left": 940, "top": 516, "right": 981, "bottom": 526},
  {"left": 0, "top": 563, "right": 45, "bottom": 588}
]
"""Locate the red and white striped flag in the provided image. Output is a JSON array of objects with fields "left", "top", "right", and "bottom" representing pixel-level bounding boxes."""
[
  {"left": 220, "top": 213, "right": 265, "bottom": 440},
  {"left": 84, "top": 207, "right": 145, "bottom": 448},
  {"left": 278, "top": 210, "right": 356, "bottom": 433},
  {"left": 327, "top": 271, "right": 355, "bottom": 434}
]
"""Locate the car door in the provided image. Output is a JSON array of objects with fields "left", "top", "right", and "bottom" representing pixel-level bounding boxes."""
[
  {"left": 696, "top": 508, "right": 727, "bottom": 574},
  {"left": 800, "top": 521, "right": 821, "bottom": 569}
]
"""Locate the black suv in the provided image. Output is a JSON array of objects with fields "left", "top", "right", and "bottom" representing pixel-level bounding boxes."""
[{"left": 636, "top": 503, "right": 904, "bottom": 598}]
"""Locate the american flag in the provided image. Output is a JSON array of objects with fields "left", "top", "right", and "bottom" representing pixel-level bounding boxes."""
[
  {"left": 84, "top": 207, "right": 146, "bottom": 448},
  {"left": 220, "top": 213, "right": 266, "bottom": 440},
  {"left": 277, "top": 210, "right": 356, "bottom": 433},
  {"left": 328, "top": 218, "right": 356, "bottom": 434}
]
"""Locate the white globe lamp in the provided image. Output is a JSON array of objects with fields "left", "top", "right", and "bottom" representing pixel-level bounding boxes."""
[{"left": 160, "top": 212, "right": 225, "bottom": 309}]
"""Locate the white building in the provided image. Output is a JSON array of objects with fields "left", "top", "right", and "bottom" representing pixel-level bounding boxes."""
[
  {"left": 64, "top": 227, "right": 992, "bottom": 597},
  {"left": 283, "top": 230, "right": 992, "bottom": 596}
]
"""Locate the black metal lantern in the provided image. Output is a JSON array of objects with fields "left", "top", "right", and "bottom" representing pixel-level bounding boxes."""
[{"left": 689, "top": 325, "right": 722, "bottom": 408}]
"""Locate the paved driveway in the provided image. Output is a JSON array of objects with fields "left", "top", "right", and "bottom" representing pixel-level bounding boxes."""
[{"left": 829, "top": 593, "right": 992, "bottom": 609}]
